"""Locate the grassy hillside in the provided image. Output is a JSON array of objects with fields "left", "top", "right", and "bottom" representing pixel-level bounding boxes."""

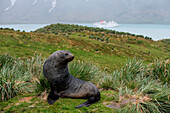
[
  {"left": 159, "top": 39, "right": 170, "bottom": 45},
  {"left": 0, "top": 24, "right": 169, "bottom": 71},
  {"left": 0, "top": 24, "right": 169, "bottom": 112}
]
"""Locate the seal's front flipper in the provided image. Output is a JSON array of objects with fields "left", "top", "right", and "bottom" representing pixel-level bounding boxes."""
[{"left": 47, "top": 90, "right": 59, "bottom": 105}]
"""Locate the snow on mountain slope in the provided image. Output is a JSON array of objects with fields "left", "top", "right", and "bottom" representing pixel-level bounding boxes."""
[
  {"left": 48, "top": 0, "right": 56, "bottom": 13},
  {"left": 32, "top": 0, "right": 37, "bottom": 5},
  {"left": 0, "top": 0, "right": 170, "bottom": 24},
  {"left": 5, "top": 0, "right": 16, "bottom": 11}
]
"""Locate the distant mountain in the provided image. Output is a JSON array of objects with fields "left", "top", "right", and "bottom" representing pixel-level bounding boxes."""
[{"left": 0, "top": 0, "right": 170, "bottom": 24}]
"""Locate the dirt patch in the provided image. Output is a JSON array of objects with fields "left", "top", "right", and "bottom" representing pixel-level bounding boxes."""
[
  {"left": 3, "top": 106, "right": 11, "bottom": 110},
  {"left": 19, "top": 96, "right": 35, "bottom": 102},
  {"left": 106, "top": 102, "right": 121, "bottom": 109},
  {"left": 104, "top": 94, "right": 150, "bottom": 109},
  {"left": 15, "top": 103, "right": 21, "bottom": 105},
  {"left": 40, "top": 91, "right": 48, "bottom": 101}
]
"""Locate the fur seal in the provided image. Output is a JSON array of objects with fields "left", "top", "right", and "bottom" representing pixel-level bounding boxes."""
[{"left": 43, "top": 50, "right": 100, "bottom": 108}]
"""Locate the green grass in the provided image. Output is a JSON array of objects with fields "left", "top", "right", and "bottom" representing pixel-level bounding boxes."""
[
  {"left": 0, "top": 24, "right": 170, "bottom": 112},
  {"left": 159, "top": 39, "right": 170, "bottom": 44},
  {"left": 0, "top": 54, "right": 169, "bottom": 113},
  {"left": 0, "top": 24, "right": 169, "bottom": 71},
  {"left": 0, "top": 91, "right": 116, "bottom": 113}
]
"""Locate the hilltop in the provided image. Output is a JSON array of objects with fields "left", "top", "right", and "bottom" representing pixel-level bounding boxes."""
[{"left": 0, "top": 24, "right": 169, "bottom": 71}]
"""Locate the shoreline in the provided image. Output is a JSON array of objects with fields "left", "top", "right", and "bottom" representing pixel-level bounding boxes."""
[{"left": 0, "top": 23, "right": 170, "bottom": 41}]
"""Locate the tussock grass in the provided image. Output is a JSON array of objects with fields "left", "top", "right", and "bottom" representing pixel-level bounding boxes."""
[
  {"left": 147, "top": 59, "right": 170, "bottom": 84},
  {"left": 101, "top": 59, "right": 146, "bottom": 90},
  {"left": 69, "top": 61, "right": 100, "bottom": 83},
  {"left": 34, "top": 75, "right": 50, "bottom": 95},
  {"left": 115, "top": 80, "right": 170, "bottom": 113},
  {"left": 0, "top": 54, "right": 169, "bottom": 113},
  {"left": 100, "top": 59, "right": 170, "bottom": 113},
  {"left": 0, "top": 53, "right": 44, "bottom": 101},
  {"left": 0, "top": 54, "right": 31, "bottom": 101}
]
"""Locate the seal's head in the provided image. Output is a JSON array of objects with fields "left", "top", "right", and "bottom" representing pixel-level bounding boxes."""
[
  {"left": 43, "top": 50, "right": 74, "bottom": 79},
  {"left": 50, "top": 50, "right": 74, "bottom": 65}
]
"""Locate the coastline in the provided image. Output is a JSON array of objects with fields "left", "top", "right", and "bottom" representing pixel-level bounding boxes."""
[{"left": 0, "top": 23, "right": 170, "bottom": 41}]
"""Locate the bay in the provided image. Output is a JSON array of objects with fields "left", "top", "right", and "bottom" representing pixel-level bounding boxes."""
[{"left": 0, "top": 23, "right": 170, "bottom": 41}]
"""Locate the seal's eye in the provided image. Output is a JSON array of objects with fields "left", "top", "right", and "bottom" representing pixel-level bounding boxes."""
[{"left": 65, "top": 53, "right": 69, "bottom": 56}]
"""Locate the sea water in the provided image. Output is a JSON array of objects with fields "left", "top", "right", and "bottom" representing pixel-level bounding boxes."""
[
  {"left": 79, "top": 23, "right": 170, "bottom": 41},
  {"left": 0, "top": 23, "right": 170, "bottom": 41},
  {"left": 107, "top": 24, "right": 170, "bottom": 41},
  {"left": 0, "top": 24, "right": 48, "bottom": 32}
]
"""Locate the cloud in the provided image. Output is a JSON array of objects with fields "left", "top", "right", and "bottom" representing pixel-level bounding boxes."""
[
  {"left": 48, "top": 0, "right": 56, "bottom": 13},
  {"left": 5, "top": 0, "right": 16, "bottom": 11}
]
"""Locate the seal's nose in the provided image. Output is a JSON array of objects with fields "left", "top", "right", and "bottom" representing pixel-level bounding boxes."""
[
  {"left": 70, "top": 54, "right": 74, "bottom": 57},
  {"left": 70, "top": 54, "right": 74, "bottom": 60},
  {"left": 67, "top": 54, "right": 74, "bottom": 61},
  {"left": 71, "top": 55, "right": 74, "bottom": 59}
]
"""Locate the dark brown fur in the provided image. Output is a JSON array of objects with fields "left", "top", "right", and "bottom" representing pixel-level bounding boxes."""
[{"left": 43, "top": 50, "right": 100, "bottom": 108}]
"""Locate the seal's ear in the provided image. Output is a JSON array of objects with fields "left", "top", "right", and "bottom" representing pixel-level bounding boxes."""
[{"left": 47, "top": 90, "right": 59, "bottom": 105}]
